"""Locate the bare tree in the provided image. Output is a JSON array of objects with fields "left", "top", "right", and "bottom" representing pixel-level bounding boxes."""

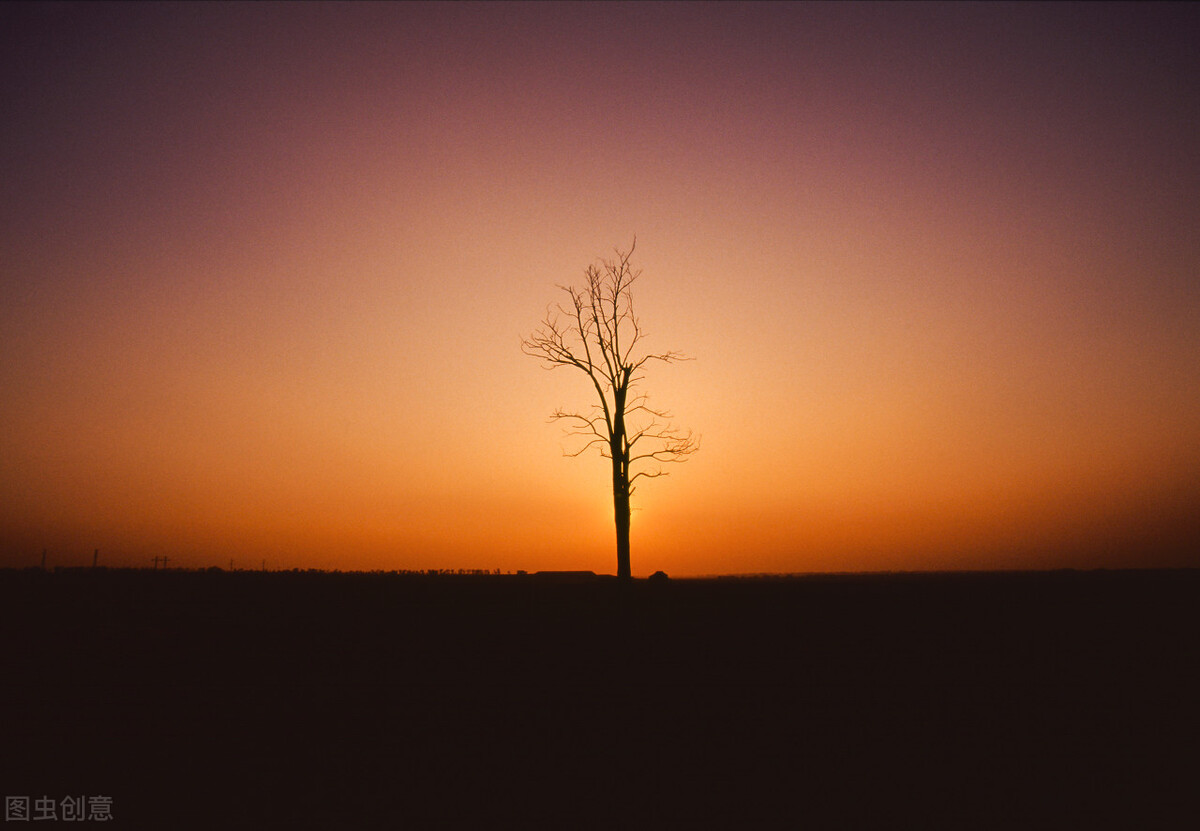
[{"left": 522, "top": 240, "right": 698, "bottom": 579}]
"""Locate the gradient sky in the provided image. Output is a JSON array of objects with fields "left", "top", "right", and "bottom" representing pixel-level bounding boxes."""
[{"left": 3, "top": 2, "right": 1198, "bottom": 574}]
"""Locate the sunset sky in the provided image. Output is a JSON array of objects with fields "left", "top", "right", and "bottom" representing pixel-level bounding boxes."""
[{"left": 2, "top": 2, "right": 1197, "bottom": 575}]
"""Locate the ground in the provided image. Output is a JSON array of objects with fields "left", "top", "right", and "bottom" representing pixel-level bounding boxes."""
[{"left": 2, "top": 568, "right": 1195, "bottom": 828}]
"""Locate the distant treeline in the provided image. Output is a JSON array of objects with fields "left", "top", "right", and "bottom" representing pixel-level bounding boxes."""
[{"left": 3, "top": 565, "right": 523, "bottom": 576}]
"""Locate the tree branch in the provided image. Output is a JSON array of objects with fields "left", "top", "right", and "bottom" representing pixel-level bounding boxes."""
[{"left": 524, "top": 238, "right": 697, "bottom": 521}]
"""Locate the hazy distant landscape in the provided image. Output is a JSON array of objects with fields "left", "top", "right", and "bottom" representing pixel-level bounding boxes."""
[{"left": 4, "top": 566, "right": 1195, "bottom": 827}]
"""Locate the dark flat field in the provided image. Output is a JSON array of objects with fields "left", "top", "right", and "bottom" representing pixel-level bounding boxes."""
[{"left": 2, "top": 568, "right": 1196, "bottom": 828}]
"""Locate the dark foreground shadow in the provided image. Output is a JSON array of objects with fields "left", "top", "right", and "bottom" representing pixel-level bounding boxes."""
[{"left": 2, "top": 568, "right": 1197, "bottom": 828}]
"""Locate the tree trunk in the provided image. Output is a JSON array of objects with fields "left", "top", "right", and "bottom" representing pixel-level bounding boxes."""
[
  {"left": 613, "top": 457, "right": 631, "bottom": 580},
  {"left": 612, "top": 372, "right": 632, "bottom": 579}
]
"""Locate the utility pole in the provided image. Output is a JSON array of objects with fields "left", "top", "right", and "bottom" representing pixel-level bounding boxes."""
[
  {"left": 152, "top": 556, "right": 160, "bottom": 570},
  {"left": 93, "top": 549, "right": 99, "bottom": 568},
  {"left": 161, "top": 556, "right": 169, "bottom": 570}
]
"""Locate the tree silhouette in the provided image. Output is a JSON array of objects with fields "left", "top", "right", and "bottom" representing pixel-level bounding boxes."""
[{"left": 523, "top": 240, "right": 698, "bottom": 579}]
